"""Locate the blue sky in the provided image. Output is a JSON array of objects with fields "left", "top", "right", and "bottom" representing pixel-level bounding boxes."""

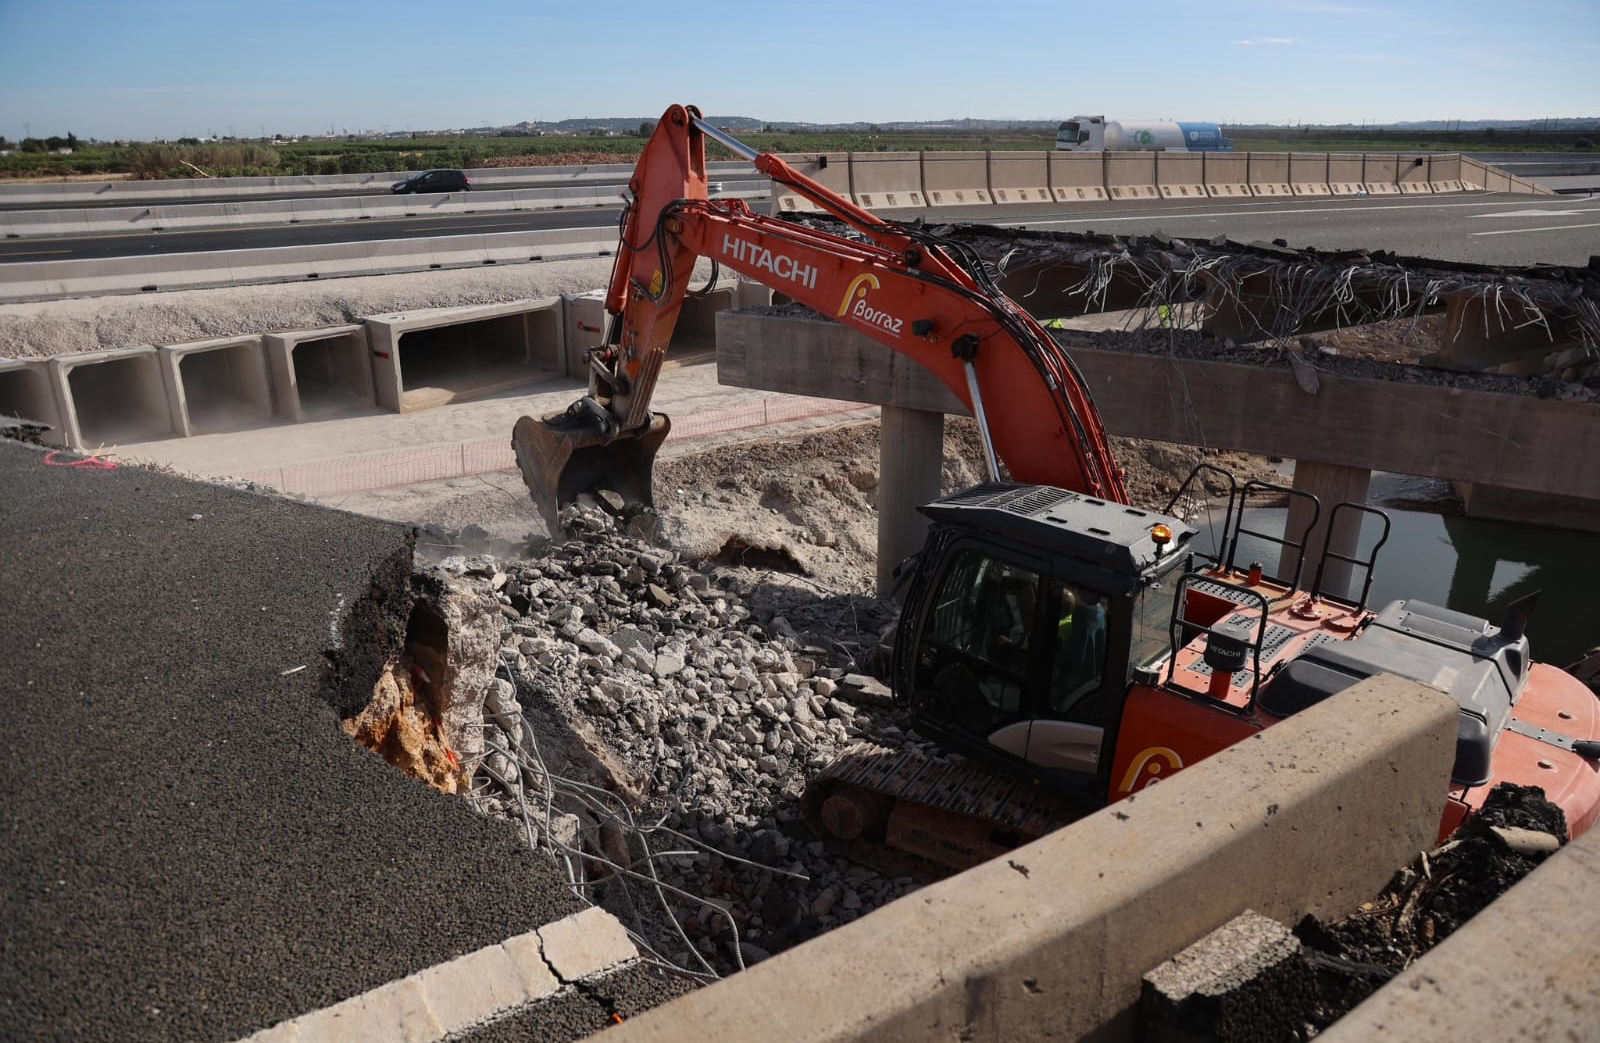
[{"left": 1, "top": 0, "right": 1596, "bottom": 140}]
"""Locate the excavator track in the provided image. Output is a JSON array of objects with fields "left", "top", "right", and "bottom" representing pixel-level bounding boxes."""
[{"left": 801, "top": 742, "right": 1086, "bottom": 875}]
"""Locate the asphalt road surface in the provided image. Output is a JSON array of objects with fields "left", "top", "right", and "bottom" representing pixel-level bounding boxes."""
[
  {"left": 959, "top": 193, "right": 1600, "bottom": 267},
  {"left": 0, "top": 176, "right": 640, "bottom": 210},
  {"left": 5, "top": 192, "right": 1596, "bottom": 268},
  {"left": 0, "top": 205, "right": 627, "bottom": 261},
  {"left": 0, "top": 438, "right": 592, "bottom": 1043}
]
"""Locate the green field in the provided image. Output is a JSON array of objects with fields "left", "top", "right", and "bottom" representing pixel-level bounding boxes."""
[{"left": 1, "top": 126, "right": 1591, "bottom": 181}]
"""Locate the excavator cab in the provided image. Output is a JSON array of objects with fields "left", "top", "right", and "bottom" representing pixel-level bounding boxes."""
[{"left": 892, "top": 483, "right": 1197, "bottom": 800}]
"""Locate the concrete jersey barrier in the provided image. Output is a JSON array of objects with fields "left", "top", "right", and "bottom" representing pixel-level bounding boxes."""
[
  {"left": 848, "top": 152, "right": 925, "bottom": 210},
  {"left": 1248, "top": 153, "right": 1293, "bottom": 196},
  {"left": 771, "top": 153, "right": 850, "bottom": 213},
  {"left": 1155, "top": 153, "right": 1207, "bottom": 200},
  {"left": 921, "top": 151, "right": 992, "bottom": 206},
  {"left": 1289, "top": 153, "right": 1332, "bottom": 196},
  {"left": 592, "top": 675, "right": 1458, "bottom": 1043},
  {"left": 1105, "top": 152, "right": 1159, "bottom": 200},
  {"left": 1363, "top": 153, "right": 1402, "bottom": 195},
  {"left": 1048, "top": 152, "right": 1108, "bottom": 202},
  {"left": 1327, "top": 153, "right": 1365, "bottom": 195},
  {"left": 1203, "top": 153, "right": 1252, "bottom": 197},
  {"left": 987, "top": 151, "right": 1053, "bottom": 204},
  {"left": 1396, "top": 154, "right": 1434, "bottom": 194}
]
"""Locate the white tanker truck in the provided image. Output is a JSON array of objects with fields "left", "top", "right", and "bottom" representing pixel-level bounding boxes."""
[{"left": 1056, "top": 115, "right": 1233, "bottom": 152}]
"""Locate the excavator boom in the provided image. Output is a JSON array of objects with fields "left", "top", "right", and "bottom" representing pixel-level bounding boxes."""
[{"left": 513, "top": 104, "right": 1126, "bottom": 533}]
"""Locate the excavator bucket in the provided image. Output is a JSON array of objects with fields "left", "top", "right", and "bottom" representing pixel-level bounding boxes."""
[{"left": 511, "top": 406, "right": 672, "bottom": 536}]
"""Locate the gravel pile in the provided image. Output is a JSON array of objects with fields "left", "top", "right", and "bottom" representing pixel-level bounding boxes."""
[{"left": 435, "top": 504, "right": 929, "bottom": 976}]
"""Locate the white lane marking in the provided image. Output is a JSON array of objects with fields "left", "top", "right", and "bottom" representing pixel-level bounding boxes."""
[
  {"left": 1471, "top": 207, "right": 1600, "bottom": 219},
  {"left": 1469, "top": 220, "right": 1600, "bottom": 237},
  {"left": 989, "top": 198, "right": 1559, "bottom": 227}
]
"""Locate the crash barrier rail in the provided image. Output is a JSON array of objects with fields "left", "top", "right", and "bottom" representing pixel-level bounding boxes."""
[
  {"left": 0, "top": 161, "right": 755, "bottom": 208},
  {"left": 0, "top": 181, "right": 771, "bottom": 240},
  {"left": 231, "top": 396, "right": 876, "bottom": 498},
  {"left": 769, "top": 151, "right": 1545, "bottom": 212},
  {"left": 0, "top": 228, "right": 618, "bottom": 303}
]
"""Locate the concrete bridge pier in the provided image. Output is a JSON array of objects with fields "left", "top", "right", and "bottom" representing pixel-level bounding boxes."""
[
  {"left": 1279, "top": 459, "right": 1372, "bottom": 597},
  {"left": 876, "top": 405, "right": 945, "bottom": 596}
]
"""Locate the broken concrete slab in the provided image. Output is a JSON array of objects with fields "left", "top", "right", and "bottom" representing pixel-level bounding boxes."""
[
  {"left": 537, "top": 906, "right": 640, "bottom": 982},
  {"left": 1139, "top": 910, "right": 1316, "bottom": 1043}
]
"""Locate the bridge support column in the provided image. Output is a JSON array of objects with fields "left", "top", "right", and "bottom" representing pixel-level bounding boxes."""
[
  {"left": 877, "top": 405, "right": 944, "bottom": 597},
  {"left": 1279, "top": 460, "right": 1372, "bottom": 595}
]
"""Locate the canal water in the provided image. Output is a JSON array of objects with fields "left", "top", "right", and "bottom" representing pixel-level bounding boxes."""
[{"left": 1193, "top": 474, "right": 1599, "bottom": 667}]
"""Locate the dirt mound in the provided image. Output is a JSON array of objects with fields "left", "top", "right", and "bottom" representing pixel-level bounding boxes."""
[{"left": 653, "top": 416, "right": 1279, "bottom": 604}]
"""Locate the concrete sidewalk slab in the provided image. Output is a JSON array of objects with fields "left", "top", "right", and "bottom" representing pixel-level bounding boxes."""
[{"left": 235, "top": 909, "right": 640, "bottom": 1043}]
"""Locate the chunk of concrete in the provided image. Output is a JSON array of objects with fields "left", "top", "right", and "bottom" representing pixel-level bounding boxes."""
[
  {"left": 537, "top": 906, "right": 637, "bottom": 981},
  {"left": 413, "top": 941, "right": 530, "bottom": 1035},
  {"left": 1139, "top": 910, "right": 1316, "bottom": 1042}
]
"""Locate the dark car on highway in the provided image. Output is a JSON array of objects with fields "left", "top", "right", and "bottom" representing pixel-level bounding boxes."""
[{"left": 390, "top": 169, "right": 472, "bottom": 194}]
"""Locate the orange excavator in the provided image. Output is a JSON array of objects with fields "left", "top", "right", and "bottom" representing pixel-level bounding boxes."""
[{"left": 513, "top": 105, "right": 1600, "bottom": 871}]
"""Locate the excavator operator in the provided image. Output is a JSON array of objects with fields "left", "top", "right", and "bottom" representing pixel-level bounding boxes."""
[{"left": 1051, "top": 583, "right": 1108, "bottom": 718}]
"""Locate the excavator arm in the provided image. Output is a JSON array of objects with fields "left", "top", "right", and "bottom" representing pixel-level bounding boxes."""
[{"left": 513, "top": 104, "right": 1127, "bottom": 533}]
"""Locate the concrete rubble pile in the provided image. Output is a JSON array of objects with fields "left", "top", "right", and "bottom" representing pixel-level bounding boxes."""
[{"left": 432, "top": 503, "right": 925, "bottom": 976}]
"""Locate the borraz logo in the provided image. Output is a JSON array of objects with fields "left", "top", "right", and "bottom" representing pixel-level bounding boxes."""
[
  {"left": 835, "top": 273, "right": 904, "bottom": 337},
  {"left": 721, "top": 235, "right": 817, "bottom": 290}
]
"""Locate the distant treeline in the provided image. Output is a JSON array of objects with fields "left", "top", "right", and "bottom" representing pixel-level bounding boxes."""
[{"left": 2, "top": 124, "right": 1593, "bottom": 180}]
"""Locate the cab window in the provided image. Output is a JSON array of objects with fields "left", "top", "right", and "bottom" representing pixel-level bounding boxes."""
[
  {"left": 914, "top": 550, "right": 1042, "bottom": 734},
  {"left": 1044, "top": 578, "right": 1109, "bottom": 721},
  {"left": 1130, "top": 555, "right": 1184, "bottom": 672}
]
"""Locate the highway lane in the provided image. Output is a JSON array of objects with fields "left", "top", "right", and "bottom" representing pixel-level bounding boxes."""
[
  {"left": 3, "top": 154, "right": 1590, "bottom": 210},
  {"left": 946, "top": 193, "right": 1600, "bottom": 268},
  {"left": 0, "top": 205, "right": 628, "bottom": 261},
  {"left": 7, "top": 192, "right": 1596, "bottom": 269},
  {"left": 0, "top": 178, "right": 618, "bottom": 210},
  {"left": 0, "top": 175, "right": 661, "bottom": 210}
]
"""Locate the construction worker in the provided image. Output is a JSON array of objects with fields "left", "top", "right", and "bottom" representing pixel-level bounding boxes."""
[{"left": 1051, "top": 584, "right": 1107, "bottom": 717}]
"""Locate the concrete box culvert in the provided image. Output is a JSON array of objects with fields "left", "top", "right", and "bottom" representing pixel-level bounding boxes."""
[
  {"left": 365, "top": 299, "right": 566, "bottom": 414},
  {"left": 563, "top": 285, "right": 737, "bottom": 379},
  {"left": 264, "top": 325, "right": 375, "bottom": 423},
  {"left": 159, "top": 335, "right": 274, "bottom": 438},
  {"left": 0, "top": 358, "right": 65, "bottom": 443},
  {"left": 50, "top": 347, "right": 173, "bottom": 449},
  {"left": 673, "top": 284, "right": 736, "bottom": 353}
]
